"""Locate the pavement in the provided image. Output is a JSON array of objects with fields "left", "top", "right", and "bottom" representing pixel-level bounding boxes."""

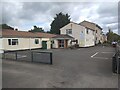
[{"left": 2, "top": 46, "right": 119, "bottom": 88}]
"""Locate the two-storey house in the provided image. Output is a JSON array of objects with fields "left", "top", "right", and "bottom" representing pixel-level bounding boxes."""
[
  {"left": 80, "top": 20, "right": 103, "bottom": 45},
  {"left": 60, "top": 22, "right": 95, "bottom": 47}
]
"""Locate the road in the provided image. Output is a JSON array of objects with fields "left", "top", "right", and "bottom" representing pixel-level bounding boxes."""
[{"left": 2, "top": 46, "right": 118, "bottom": 88}]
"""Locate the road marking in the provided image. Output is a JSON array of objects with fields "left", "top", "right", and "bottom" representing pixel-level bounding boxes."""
[
  {"left": 91, "top": 57, "right": 109, "bottom": 60},
  {"left": 101, "top": 52, "right": 114, "bottom": 54},
  {"left": 91, "top": 52, "right": 98, "bottom": 58}
]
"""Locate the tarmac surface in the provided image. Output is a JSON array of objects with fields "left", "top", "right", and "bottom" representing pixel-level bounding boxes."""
[{"left": 2, "top": 46, "right": 119, "bottom": 88}]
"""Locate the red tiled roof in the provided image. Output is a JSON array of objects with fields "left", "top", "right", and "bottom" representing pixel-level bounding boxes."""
[
  {"left": 35, "top": 32, "right": 56, "bottom": 38},
  {"left": 1, "top": 29, "right": 56, "bottom": 38}
]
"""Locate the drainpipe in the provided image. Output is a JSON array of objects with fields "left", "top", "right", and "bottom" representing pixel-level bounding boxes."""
[
  {"left": 29, "top": 38, "right": 31, "bottom": 50},
  {"left": 95, "top": 24, "right": 97, "bottom": 45}
]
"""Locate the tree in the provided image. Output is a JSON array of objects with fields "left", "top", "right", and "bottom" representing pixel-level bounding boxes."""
[
  {"left": 0, "top": 24, "right": 14, "bottom": 30},
  {"left": 29, "top": 25, "right": 44, "bottom": 33},
  {"left": 106, "top": 27, "right": 120, "bottom": 43},
  {"left": 50, "top": 12, "right": 71, "bottom": 34}
]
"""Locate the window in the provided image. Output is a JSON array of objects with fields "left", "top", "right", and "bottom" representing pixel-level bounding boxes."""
[
  {"left": 86, "top": 29, "right": 89, "bottom": 34},
  {"left": 12, "top": 39, "right": 18, "bottom": 45},
  {"left": 35, "top": 39, "right": 39, "bottom": 44},
  {"left": 96, "top": 37, "right": 97, "bottom": 40},
  {"left": 96, "top": 30, "right": 97, "bottom": 33},
  {"left": 93, "top": 31, "right": 94, "bottom": 35},
  {"left": 8, "top": 39, "right": 18, "bottom": 45},
  {"left": 66, "top": 29, "right": 72, "bottom": 34},
  {"left": 51, "top": 40, "right": 54, "bottom": 44},
  {"left": 59, "top": 40, "right": 64, "bottom": 48},
  {"left": 8, "top": 39, "right": 11, "bottom": 45}
]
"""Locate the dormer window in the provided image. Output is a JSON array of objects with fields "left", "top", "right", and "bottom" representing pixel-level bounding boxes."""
[{"left": 66, "top": 29, "right": 72, "bottom": 34}]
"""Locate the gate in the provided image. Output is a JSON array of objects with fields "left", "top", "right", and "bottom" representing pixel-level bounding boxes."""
[
  {"left": 32, "top": 51, "right": 52, "bottom": 64},
  {"left": 3, "top": 50, "right": 52, "bottom": 65}
]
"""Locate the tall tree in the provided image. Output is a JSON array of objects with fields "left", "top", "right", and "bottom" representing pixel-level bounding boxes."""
[
  {"left": 0, "top": 24, "right": 14, "bottom": 30},
  {"left": 29, "top": 25, "right": 44, "bottom": 33},
  {"left": 106, "top": 27, "right": 120, "bottom": 43},
  {"left": 50, "top": 12, "right": 71, "bottom": 34}
]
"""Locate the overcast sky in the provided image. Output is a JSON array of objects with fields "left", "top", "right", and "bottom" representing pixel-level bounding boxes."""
[{"left": 1, "top": 1, "right": 119, "bottom": 34}]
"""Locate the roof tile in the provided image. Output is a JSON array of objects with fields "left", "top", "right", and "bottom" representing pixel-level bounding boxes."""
[{"left": 2, "top": 29, "right": 56, "bottom": 38}]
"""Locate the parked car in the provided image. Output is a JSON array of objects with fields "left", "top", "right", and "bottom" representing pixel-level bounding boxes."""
[{"left": 112, "top": 41, "right": 117, "bottom": 47}]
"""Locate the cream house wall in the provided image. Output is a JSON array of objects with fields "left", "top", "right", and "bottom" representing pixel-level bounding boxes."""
[
  {"left": 60, "top": 23, "right": 85, "bottom": 47},
  {"left": 95, "top": 27, "right": 102, "bottom": 44},
  {"left": 29, "top": 38, "right": 42, "bottom": 49},
  {"left": 67, "top": 40, "right": 72, "bottom": 46},
  {"left": 71, "top": 23, "right": 86, "bottom": 47},
  {"left": 3, "top": 38, "right": 20, "bottom": 50},
  {"left": 19, "top": 38, "right": 29, "bottom": 50},
  {"left": 0, "top": 38, "right": 3, "bottom": 53},
  {"left": 2, "top": 38, "right": 42, "bottom": 51},
  {"left": 80, "top": 21, "right": 103, "bottom": 44},
  {"left": 60, "top": 22, "right": 95, "bottom": 47},
  {"left": 79, "top": 28, "right": 85, "bottom": 47},
  {"left": 52, "top": 39, "right": 58, "bottom": 48},
  {"left": 85, "top": 29, "right": 95, "bottom": 47},
  {"left": 60, "top": 23, "right": 72, "bottom": 34}
]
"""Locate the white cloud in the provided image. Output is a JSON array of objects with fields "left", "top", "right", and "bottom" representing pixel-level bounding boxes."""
[{"left": 1, "top": 2, "right": 119, "bottom": 34}]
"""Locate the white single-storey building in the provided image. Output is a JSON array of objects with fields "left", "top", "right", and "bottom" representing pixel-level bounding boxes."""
[
  {"left": 1, "top": 29, "right": 42, "bottom": 51},
  {"left": 1, "top": 29, "right": 73, "bottom": 51}
]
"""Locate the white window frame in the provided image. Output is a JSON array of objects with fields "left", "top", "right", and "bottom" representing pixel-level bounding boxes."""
[
  {"left": 86, "top": 29, "right": 89, "bottom": 34},
  {"left": 66, "top": 29, "right": 72, "bottom": 34},
  {"left": 93, "top": 31, "right": 94, "bottom": 35},
  {"left": 35, "top": 39, "right": 39, "bottom": 44},
  {"left": 59, "top": 40, "right": 64, "bottom": 48},
  {"left": 8, "top": 39, "right": 18, "bottom": 45}
]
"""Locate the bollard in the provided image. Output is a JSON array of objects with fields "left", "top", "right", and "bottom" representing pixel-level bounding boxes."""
[
  {"left": 112, "top": 54, "right": 117, "bottom": 73},
  {"left": 31, "top": 51, "right": 33, "bottom": 62},
  {"left": 15, "top": 51, "right": 17, "bottom": 60},
  {"left": 2, "top": 52, "right": 5, "bottom": 59},
  {"left": 50, "top": 53, "right": 53, "bottom": 65},
  {"left": 118, "top": 57, "right": 120, "bottom": 74},
  {"left": 117, "top": 51, "right": 120, "bottom": 74}
]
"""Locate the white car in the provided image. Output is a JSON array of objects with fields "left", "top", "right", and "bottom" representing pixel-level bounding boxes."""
[{"left": 112, "top": 41, "right": 117, "bottom": 47}]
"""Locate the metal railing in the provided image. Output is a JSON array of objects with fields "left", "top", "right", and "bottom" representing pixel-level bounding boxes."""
[
  {"left": 112, "top": 44, "right": 120, "bottom": 74},
  {"left": 32, "top": 51, "right": 52, "bottom": 64},
  {"left": 3, "top": 50, "right": 53, "bottom": 65}
]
